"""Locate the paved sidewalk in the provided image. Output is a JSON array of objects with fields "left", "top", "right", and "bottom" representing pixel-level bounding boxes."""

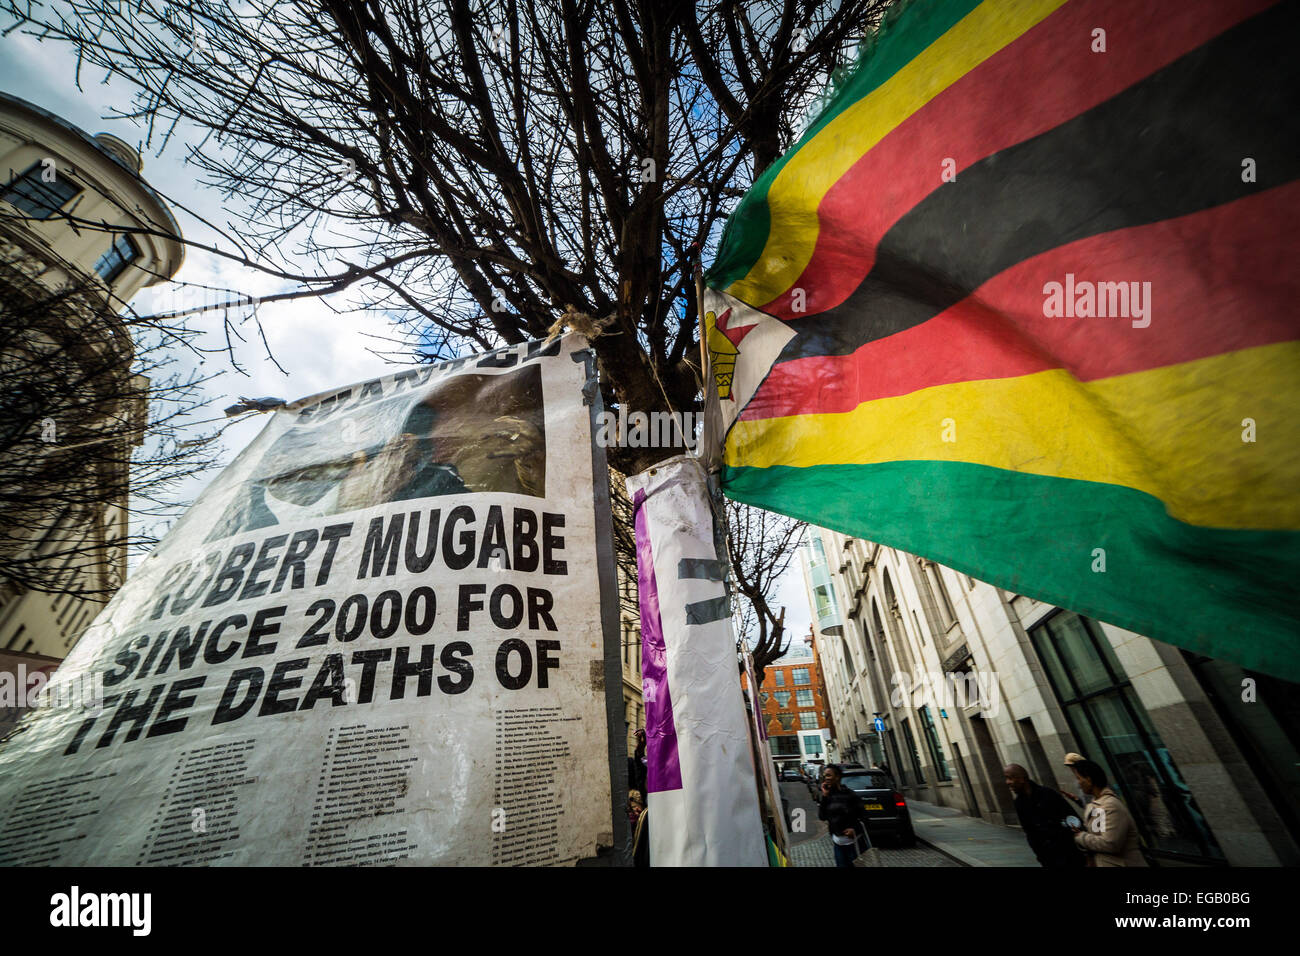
[
  {"left": 789, "top": 837, "right": 836, "bottom": 867},
  {"left": 788, "top": 833, "right": 962, "bottom": 868},
  {"left": 907, "top": 799, "right": 1039, "bottom": 867}
]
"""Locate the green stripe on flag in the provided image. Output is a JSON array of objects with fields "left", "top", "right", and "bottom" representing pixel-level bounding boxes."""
[{"left": 723, "top": 460, "right": 1300, "bottom": 681}]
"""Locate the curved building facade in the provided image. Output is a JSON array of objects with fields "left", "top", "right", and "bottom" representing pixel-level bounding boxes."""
[{"left": 0, "top": 92, "right": 184, "bottom": 658}]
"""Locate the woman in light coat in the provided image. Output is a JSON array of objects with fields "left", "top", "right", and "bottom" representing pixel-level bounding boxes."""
[{"left": 1069, "top": 759, "right": 1147, "bottom": 867}]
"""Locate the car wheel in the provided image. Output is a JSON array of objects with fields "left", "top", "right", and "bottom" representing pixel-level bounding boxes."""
[{"left": 896, "top": 826, "right": 916, "bottom": 848}]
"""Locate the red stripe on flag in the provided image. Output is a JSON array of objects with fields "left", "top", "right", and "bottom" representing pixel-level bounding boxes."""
[
  {"left": 741, "top": 184, "right": 1300, "bottom": 421},
  {"left": 760, "top": 0, "right": 1276, "bottom": 320}
]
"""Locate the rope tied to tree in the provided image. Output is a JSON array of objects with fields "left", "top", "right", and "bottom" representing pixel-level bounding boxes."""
[{"left": 542, "top": 304, "right": 615, "bottom": 346}]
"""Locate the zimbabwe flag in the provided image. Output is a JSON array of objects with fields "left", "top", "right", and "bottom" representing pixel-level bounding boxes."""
[{"left": 705, "top": 0, "right": 1300, "bottom": 679}]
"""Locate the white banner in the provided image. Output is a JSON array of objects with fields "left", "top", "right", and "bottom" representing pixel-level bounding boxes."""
[
  {"left": 743, "top": 643, "right": 789, "bottom": 862},
  {"left": 0, "top": 334, "right": 621, "bottom": 866},
  {"left": 627, "top": 455, "right": 765, "bottom": 866}
]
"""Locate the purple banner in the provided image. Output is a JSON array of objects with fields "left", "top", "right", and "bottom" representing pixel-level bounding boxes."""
[{"left": 633, "top": 488, "right": 683, "bottom": 793}]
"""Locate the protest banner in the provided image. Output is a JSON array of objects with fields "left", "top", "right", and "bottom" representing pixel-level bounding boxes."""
[
  {"left": 627, "top": 455, "right": 766, "bottom": 866},
  {"left": 0, "top": 334, "right": 625, "bottom": 866}
]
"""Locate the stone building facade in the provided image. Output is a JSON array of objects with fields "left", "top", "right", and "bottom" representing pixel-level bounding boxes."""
[
  {"left": 0, "top": 93, "right": 184, "bottom": 658},
  {"left": 618, "top": 564, "right": 645, "bottom": 752},
  {"left": 799, "top": 525, "right": 1300, "bottom": 866},
  {"left": 609, "top": 471, "right": 644, "bottom": 753}
]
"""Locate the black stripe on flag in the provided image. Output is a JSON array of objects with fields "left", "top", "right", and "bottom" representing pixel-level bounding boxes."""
[{"left": 778, "top": 0, "right": 1300, "bottom": 362}]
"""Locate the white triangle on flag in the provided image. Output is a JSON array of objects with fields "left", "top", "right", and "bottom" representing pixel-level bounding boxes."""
[{"left": 702, "top": 289, "right": 796, "bottom": 437}]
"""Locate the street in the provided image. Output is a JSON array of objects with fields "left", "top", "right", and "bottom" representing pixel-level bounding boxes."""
[{"left": 779, "top": 781, "right": 961, "bottom": 868}]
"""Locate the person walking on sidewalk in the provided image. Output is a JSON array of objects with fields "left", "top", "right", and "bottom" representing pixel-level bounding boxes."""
[
  {"left": 1004, "top": 764, "right": 1085, "bottom": 868},
  {"left": 1069, "top": 759, "right": 1147, "bottom": 867},
  {"left": 1058, "top": 751, "right": 1092, "bottom": 809},
  {"left": 818, "top": 765, "right": 868, "bottom": 868}
]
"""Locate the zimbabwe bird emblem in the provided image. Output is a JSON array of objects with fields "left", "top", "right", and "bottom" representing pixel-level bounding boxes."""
[{"left": 705, "top": 307, "right": 756, "bottom": 401}]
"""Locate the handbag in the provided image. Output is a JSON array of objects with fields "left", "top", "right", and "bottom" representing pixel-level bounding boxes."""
[{"left": 851, "top": 819, "right": 880, "bottom": 868}]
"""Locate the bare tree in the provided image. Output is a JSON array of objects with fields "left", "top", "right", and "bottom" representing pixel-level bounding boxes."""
[
  {"left": 0, "top": 246, "right": 221, "bottom": 599},
  {"left": 1, "top": 0, "right": 889, "bottom": 478},
  {"left": 725, "top": 496, "right": 803, "bottom": 678}
]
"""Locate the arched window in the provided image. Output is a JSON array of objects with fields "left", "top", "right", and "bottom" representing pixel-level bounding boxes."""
[{"left": 880, "top": 570, "right": 914, "bottom": 674}]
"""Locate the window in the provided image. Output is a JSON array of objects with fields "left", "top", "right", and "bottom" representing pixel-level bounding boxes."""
[
  {"left": 885, "top": 729, "right": 908, "bottom": 787},
  {"left": 773, "top": 670, "right": 785, "bottom": 687},
  {"left": 918, "top": 561, "right": 956, "bottom": 627},
  {"left": 901, "top": 717, "right": 926, "bottom": 785},
  {"left": 4, "top": 623, "right": 26, "bottom": 651},
  {"left": 776, "top": 714, "right": 795, "bottom": 732},
  {"left": 802, "top": 734, "right": 823, "bottom": 756},
  {"left": 813, "top": 584, "right": 832, "bottom": 619},
  {"left": 930, "top": 565, "right": 957, "bottom": 623},
  {"left": 1028, "top": 609, "right": 1224, "bottom": 863},
  {"left": 881, "top": 570, "right": 915, "bottom": 674},
  {"left": 1184, "top": 653, "right": 1300, "bottom": 841},
  {"left": 841, "top": 771, "right": 890, "bottom": 791},
  {"left": 773, "top": 691, "right": 791, "bottom": 708},
  {"left": 94, "top": 234, "right": 140, "bottom": 283},
  {"left": 795, "top": 688, "right": 814, "bottom": 707},
  {"left": 759, "top": 691, "right": 770, "bottom": 704},
  {"left": 771, "top": 736, "right": 800, "bottom": 756},
  {"left": 792, "top": 667, "right": 810, "bottom": 685},
  {"left": 918, "top": 705, "right": 951, "bottom": 781},
  {"left": 2, "top": 162, "right": 80, "bottom": 219}
]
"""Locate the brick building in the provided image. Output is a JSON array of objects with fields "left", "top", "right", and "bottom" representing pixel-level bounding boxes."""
[{"left": 742, "top": 634, "right": 834, "bottom": 770}]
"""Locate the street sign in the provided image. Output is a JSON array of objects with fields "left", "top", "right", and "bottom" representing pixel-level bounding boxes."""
[{"left": 873, "top": 717, "right": 885, "bottom": 734}]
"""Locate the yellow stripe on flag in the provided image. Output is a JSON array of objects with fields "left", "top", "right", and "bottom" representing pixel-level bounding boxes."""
[
  {"left": 726, "top": 0, "right": 1068, "bottom": 308},
  {"left": 725, "top": 341, "right": 1300, "bottom": 530}
]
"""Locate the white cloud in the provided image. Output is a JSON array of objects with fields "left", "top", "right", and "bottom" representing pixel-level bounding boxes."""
[{"left": 144, "top": 249, "right": 411, "bottom": 516}]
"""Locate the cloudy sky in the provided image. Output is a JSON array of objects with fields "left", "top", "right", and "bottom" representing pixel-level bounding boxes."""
[
  {"left": 2, "top": 26, "right": 401, "bottom": 474},
  {"left": 0, "top": 20, "right": 816, "bottom": 639}
]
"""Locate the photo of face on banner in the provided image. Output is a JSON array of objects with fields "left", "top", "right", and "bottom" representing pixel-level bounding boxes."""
[{"left": 207, "top": 363, "right": 545, "bottom": 540}]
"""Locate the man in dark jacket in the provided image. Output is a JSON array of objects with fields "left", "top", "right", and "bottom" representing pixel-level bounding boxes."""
[
  {"left": 818, "top": 765, "right": 868, "bottom": 867},
  {"left": 1004, "top": 763, "right": 1086, "bottom": 868}
]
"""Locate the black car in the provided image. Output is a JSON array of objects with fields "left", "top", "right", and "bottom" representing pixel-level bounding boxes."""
[
  {"left": 839, "top": 769, "right": 915, "bottom": 846},
  {"left": 778, "top": 768, "right": 803, "bottom": 782}
]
